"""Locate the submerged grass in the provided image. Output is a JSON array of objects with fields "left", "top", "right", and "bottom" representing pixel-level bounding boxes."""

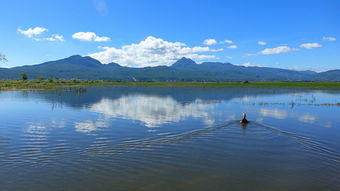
[{"left": 0, "top": 80, "right": 340, "bottom": 91}]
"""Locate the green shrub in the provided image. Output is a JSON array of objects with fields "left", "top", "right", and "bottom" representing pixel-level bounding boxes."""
[
  {"left": 21, "top": 73, "right": 28, "bottom": 81},
  {"left": 38, "top": 76, "right": 45, "bottom": 81}
]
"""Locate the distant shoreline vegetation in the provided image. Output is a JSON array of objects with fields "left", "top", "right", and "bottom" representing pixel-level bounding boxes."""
[{"left": 1, "top": 80, "right": 340, "bottom": 91}]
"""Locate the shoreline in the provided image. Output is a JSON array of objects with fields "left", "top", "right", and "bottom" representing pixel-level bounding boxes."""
[{"left": 1, "top": 80, "right": 340, "bottom": 91}]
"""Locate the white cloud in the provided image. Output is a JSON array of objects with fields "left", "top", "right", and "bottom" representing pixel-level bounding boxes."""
[
  {"left": 18, "top": 27, "right": 48, "bottom": 38},
  {"left": 299, "top": 43, "right": 322, "bottom": 49},
  {"left": 221, "top": 40, "right": 233, "bottom": 44},
  {"left": 227, "top": 45, "right": 237, "bottom": 49},
  {"left": 89, "top": 36, "right": 222, "bottom": 67},
  {"left": 322, "top": 36, "right": 336, "bottom": 41},
  {"left": 247, "top": 46, "right": 297, "bottom": 57},
  {"left": 225, "top": 56, "right": 233, "bottom": 59},
  {"left": 203, "top": 38, "right": 218, "bottom": 45},
  {"left": 261, "top": 46, "right": 297, "bottom": 54},
  {"left": 72, "top": 32, "right": 110, "bottom": 42},
  {"left": 244, "top": 53, "right": 257, "bottom": 57},
  {"left": 287, "top": 67, "right": 321, "bottom": 72},
  {"left": 237, "top": 62, "right": 262, "bottom": 67},
  {"left": 45, "top": 34, "right": 64, "bottom": 41},
  {"left": 18, "top": 26, "right": 64, "bottom": 42},
  {"left": 257, "top": 41, "right": 267, "bottom": 45},
  {"left": 35, "top": 34, "right": 64, "bottom": 42}
]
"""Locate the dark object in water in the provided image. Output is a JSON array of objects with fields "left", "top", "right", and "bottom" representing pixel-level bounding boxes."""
[
  {"left": 240, "top": 113, "right": 249, "bottom": 124},
  {"left": 242, "top": 80, "right": 249, "bottom": 84}
]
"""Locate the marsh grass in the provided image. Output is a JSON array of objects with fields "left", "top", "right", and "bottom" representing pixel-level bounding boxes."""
[{"left": 0, "top": 80, "right": 339, "bottom": 91}]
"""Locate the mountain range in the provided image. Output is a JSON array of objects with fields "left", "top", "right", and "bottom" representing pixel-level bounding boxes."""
[{"left": 0, "top": 55, "right": 339, "bottom": 81}]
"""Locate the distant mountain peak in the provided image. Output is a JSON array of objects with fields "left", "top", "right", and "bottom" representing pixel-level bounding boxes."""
[
  {"left": 179, "top": 57, "right": 193, "bottom": 61},
  {"left": 69, "top": 55, "right": 82, "bottom": 58},
  {"left": 39, "top": 54, "right": 102, "bottom": 68},
  {"left": 2, "top": 54, "right": 339, "bottom": 81},
  {"left": 62, "top": 55, "right": 83, "bottom": 61},
  {"left": 171, "top": 57, "right": 197, "bottom": 68},
  {"left": 107, "top": 62, "right": 121, "bottom": 67}
]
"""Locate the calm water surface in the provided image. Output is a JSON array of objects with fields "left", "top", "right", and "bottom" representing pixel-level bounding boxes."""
[{"left": 0, "top": 86, "right": 339, "bottom": 191}]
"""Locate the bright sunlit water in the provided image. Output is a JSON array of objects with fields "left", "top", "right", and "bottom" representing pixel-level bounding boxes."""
[{"left": 0, "top": 86, "right": 339, "bottom": 191}]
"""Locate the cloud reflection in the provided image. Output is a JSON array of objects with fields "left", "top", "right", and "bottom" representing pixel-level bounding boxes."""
[
  {"left": 89, "top": 95, "right": 214, "bottom": 127},
  {"left": 260, "top": 108, "right": 288, "bottom": 119},
  {"left": 298, "top": 114, "right": 317, "bottom": 123},
  {"left": 26, "top": 125, "right": 47, "bottom": 138},
  {"left": 75, "top": 120, "right": 109, "bottom": 133}
]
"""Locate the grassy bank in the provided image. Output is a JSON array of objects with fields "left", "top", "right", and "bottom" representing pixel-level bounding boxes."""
[{"left": 1, "top": 80, "right": 340, "bottom": 91}]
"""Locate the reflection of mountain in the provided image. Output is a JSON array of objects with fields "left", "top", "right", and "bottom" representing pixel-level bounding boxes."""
[
  {"left": 35, "top": 86, "right": 318, "bottom": 109},
  {"left": 13, "top": 86, "right": 334, "bottom": 135},
  {"left": 26, "top": 86, "right": 327, "bottom": 128}
]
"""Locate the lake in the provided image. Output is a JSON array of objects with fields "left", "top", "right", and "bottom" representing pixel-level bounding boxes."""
[{"left": 0, "top": 86, "right": 339, "bottom": 191}]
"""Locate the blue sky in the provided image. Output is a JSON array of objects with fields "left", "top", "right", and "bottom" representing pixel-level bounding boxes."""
[{"left": 0, "top": 0, "right": 339, "bottom": 71}]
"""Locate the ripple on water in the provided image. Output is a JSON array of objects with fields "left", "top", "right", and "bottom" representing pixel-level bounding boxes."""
[{"left": 1, "top": 95, "right": 340, "bottom": 191}]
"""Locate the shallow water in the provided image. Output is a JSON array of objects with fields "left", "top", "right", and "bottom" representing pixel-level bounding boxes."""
[{"left": 0, "top": 86, "right": 339, "bottom": 191}]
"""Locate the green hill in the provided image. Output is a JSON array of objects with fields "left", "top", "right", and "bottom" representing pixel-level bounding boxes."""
[{"left": 0, "top": 55, "right": 338, "bottom": 81}]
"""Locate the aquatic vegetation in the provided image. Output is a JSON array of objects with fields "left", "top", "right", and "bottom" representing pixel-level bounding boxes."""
[{"left": 1, "top": 80, "right": 340, "bottom": 91}]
